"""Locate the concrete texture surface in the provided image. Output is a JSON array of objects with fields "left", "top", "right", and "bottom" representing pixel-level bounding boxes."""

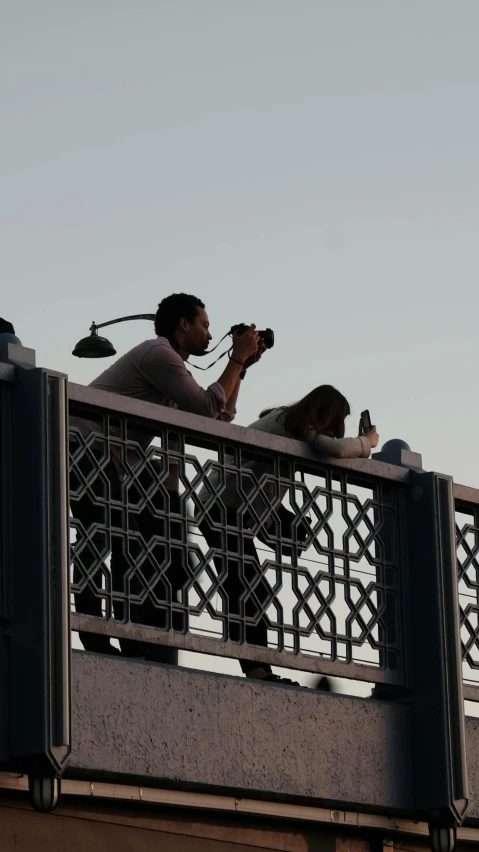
[
  {"left": 464, "top": 716, "right": 479, "bottom": 819},
  {"left": 69, "top": 651, "right": 413, "bottom": 812}
]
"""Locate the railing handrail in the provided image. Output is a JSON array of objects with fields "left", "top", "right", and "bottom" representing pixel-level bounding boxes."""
[
  {"left": 454, "top": 482, "right": 479, "bottom": 505},
  {"left": 68, "top": 382, "right": 411, "bottom": 484}
]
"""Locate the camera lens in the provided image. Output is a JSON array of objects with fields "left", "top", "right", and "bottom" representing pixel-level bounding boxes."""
[{"left": 260, "top": 328, "right": 274, "bottom": 349}]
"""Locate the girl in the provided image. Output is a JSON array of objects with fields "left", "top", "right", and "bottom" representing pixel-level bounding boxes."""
[
  {"left": 198, "top": 385, "right": 379, "bottom": 686},
  {"left": 250, "top": 384, "right": 379, "bottom": 457}
]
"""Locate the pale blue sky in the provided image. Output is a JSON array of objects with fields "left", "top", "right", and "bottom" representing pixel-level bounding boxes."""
[{"left": 2, "top": 0, "right": 479, "bottom": 484}]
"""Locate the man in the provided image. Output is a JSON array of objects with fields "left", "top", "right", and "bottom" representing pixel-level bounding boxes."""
[
  {"left": 71, "top": 294, "right": 262, "bottom": 658},
  {"left": 89, "top": 293, "right": 260, "bottom": 419}
]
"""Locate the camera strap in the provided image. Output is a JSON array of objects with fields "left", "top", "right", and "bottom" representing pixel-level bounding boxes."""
[
  {"left": 187, "top": 328, "right": 238, "bottom": 371},
  {"left": 187, "top": 345, "right": 232, "bottom": 371}
]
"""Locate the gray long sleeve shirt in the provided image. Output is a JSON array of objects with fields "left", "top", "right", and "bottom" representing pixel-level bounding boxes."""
[
  {"left": 247, "top": 408, "right": 371, "bottom": 457},
  {"left": 70, "top": 337, "right": 232, "bottom": 489},
  {"left": 89, "top": 336, "right": 232, "bottom": 420}
]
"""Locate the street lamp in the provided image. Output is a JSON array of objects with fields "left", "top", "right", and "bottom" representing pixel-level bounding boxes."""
[
  {"left": 29, "top": 775, "right": 61, "bottom": 813},
  {"left": 428, "top": 824, "right": 457, "bottom": 852},
  {"left": 72, "top": 314, "right": 155, "bottom": 359}
]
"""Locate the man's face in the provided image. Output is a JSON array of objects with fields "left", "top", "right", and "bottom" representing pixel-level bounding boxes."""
[{"left": 182, "top": 307, "right": 212, "bottom": 355}]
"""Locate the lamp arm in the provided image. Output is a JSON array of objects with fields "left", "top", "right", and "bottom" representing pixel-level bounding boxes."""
[{"left": 90, "top": 314, "right": 155, "bottom": 333}]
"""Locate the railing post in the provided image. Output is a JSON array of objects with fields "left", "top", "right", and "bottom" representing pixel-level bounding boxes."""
[
  {"left": 0, "top": 341, "right": 71, "bottom": 811},
  {"left": 407, "top": 470, "right": 468, "bottom": 840},
  {"left": 371, "top": 438, "right": 423, "bottom": 699},
  {"left": 373, "top": 439, "right": 467, "bottom": 846}
]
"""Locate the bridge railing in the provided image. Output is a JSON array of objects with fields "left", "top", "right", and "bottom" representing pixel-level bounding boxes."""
[
  {"left": 0, "top": 360, "right": 471, "bottom": 827},
  {"left": 69, "top": 382, "right": 409, "bottom": 685},
  {"left": 455, "top": 483, "right": 479, "bottom": 702}
]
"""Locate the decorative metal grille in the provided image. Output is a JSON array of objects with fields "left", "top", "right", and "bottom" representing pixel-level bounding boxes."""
[
  {"left": 69, "top": 395, "right": 405, "bottom": 683},
  {"left": 456, "top": 500, "right": 479, "bottom": 688}
]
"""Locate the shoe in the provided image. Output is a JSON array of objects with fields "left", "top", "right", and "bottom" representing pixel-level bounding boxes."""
[
  {"left": 370, "top": 684, "right": 411, "bottom": 703},
  {"left": 81, "top": 640, "right": 121, "bottom": 656},
  {"left": 262, "top": 673, "right": 300, "bottom": 686}
]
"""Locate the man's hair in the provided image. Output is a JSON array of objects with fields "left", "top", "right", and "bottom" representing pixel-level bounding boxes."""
[
  {"left": 0, "top": 318, "right": 15, "bottom": 335},
  {"left": 154, "top": 294, "right": 205, "bottom": 338}
]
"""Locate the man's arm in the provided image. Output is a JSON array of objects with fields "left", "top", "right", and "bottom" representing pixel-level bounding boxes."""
[
  {"left": 224, "top": 375, "right": 242, "bottom": 418},
  {"left": 219, "top": 337, "right": 268, "bottom": 420},
  {"left": 214, "top": 325, "right": 260, "bottom": 401},
  {"left": 139, "top": 343, "right": 231, "bottom": 418},
  {"left": 138, "top": 326, "right": 260, "bottom": 419}
]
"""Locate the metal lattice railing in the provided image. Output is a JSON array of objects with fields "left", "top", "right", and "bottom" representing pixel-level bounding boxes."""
[
  {"left": 69, "top": 384, "right": 407, "bottom": 684},
  {"left": 455, "top": 486, "right": 479, "bottom": 698}
]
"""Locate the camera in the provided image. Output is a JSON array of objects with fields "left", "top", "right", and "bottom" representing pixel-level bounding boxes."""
[{"left": 230, "top": 323, "right": 275, "bottom": 349}]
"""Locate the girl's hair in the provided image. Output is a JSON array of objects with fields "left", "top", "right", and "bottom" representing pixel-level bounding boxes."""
[{"left": 259, "top": 385, "right": 350, "bottom": 439}]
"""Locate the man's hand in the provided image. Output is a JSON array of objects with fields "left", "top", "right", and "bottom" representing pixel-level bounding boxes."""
[
  {"left": 231, "top": 324, "right": 260, "bottom": 364},
  {"left": 242, "top": 339, "right": 267, "bottom": 371}
]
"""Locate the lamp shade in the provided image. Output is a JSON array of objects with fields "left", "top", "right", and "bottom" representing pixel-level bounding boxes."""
[
  {"left": 29, "top": 776, "right": 60, "bottom": 813},
  {"left": 72, "top": 333, "right": 116, "bottom": 358},
  {"left": 428, "top": 825, "right": 457, "bottom": 852}
]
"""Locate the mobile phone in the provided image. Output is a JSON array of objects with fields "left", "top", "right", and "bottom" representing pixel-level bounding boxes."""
[{"left": 360, "top": 409, "right": 372, "bottom": 434}]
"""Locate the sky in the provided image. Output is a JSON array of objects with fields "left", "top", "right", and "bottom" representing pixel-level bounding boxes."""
[{"left": 2, "top": 0, "right": 479, "bottom": 489}]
